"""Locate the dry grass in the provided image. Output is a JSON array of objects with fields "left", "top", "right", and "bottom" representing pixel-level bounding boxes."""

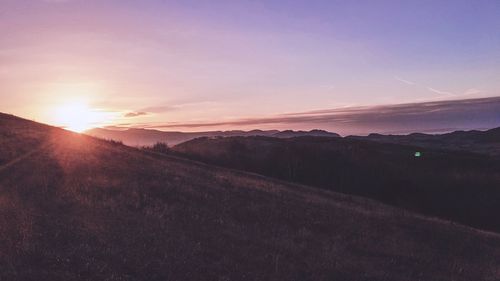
[{"left": 1, "top": 113, "right": 500, "bottom": 280}]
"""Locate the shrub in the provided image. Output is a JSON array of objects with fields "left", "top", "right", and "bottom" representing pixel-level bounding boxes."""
[{"left": 149, "top": 142, "right": 170, "bottom": 154}]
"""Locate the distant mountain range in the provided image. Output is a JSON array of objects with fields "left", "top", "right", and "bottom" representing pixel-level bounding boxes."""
[
  {"left": 86, "top": 127, "right": 340, "bottom": 146},
  {"left": 87, "top": 125, "right": 500, "bottom": 157},
  {"left": 349, "top": 127, "right": 500, "bottom": 156}
]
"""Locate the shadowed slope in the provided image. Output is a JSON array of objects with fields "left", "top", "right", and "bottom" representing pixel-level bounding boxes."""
[
  {"left": 1, "top": 113, "right": 500, "bottom": 280},
  {"left": 173, "top": 136, "right": 500, "bottom": 232}
]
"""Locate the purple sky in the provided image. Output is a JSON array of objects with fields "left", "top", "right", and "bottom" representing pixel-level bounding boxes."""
[{"left": 1, "top": 0, "right": 499, "bottom": 133}]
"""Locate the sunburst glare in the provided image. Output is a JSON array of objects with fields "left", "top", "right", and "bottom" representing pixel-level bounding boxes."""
[{"left": 53, "top": 101, "right": 106, "bottom": 133}]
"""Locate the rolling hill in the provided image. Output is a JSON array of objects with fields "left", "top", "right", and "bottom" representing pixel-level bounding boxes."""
[
  {"left": 1, "top": 112, "right": 500, "bottom": 280},
  {"left": 86, "top": 127, "right": 339, "bottom": 146},
  {"left": 351, "top": 127, "right": 500, "bottom": 156},
  {"left": 172, "top": 135, "right": 500, "bottom": 232}
]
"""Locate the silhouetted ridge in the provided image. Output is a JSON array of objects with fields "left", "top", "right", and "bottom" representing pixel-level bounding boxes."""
[
  {"left": 86, "top": 127, "right": 340, "bottom": 146},
  {"left": 354, "top": 127, "right": 500, "bottom": 156}
]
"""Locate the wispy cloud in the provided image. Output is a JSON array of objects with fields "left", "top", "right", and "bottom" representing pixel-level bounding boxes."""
[
  {"left": 393, "top": 75, "right": 484, "bottom": 100},
  {"left": 123, "top": 105, "right": 177, "bottom": 118},
  {"left": 124, "top": 111, "right": 148, "bottom": 118},
  {"left": 463, "top": 88, "right": 482, "bottom": 96},
  {"left": 394, "top": 76, "right": 415, "bottom": 85},
  {"left": 121, "top": 96, "right": 500, "bottom": 135},
  {"left": 427, "top": 87, "right": 454, "bottom": 96}
]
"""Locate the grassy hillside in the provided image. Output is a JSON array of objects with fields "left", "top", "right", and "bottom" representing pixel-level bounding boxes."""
[
  {"left": 1, "top": 113, "right": 500, "bottom": 280},
  {"left": 173, "top": 136, "right": 500, "bottom": 232}
]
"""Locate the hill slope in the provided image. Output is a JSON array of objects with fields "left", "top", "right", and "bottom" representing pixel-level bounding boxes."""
[
  {"left": 173, "top": 136, "right": 500, "bottom": 232},
  {"left": 1, "top": 113, "right": 500, "bottom": 280},
  {"left": 86, "top": 127, "right": 339, "bottom": 146},
  {"left": 350, "top": 127, "right": 500, "bottom": 156}
]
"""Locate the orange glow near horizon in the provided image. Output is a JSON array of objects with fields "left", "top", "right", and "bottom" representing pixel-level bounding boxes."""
[{"left": 52, "top": 101, "right": 107, "bottom": 133}]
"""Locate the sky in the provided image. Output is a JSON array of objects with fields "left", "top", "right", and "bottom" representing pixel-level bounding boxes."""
[{"left": 1, "top": 0, "right": 499, "bottom": 134}]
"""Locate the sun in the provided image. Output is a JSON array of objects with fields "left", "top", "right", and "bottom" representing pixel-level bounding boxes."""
[{"left": 53, "top": 101, "right": 101, "bottom": 133}]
